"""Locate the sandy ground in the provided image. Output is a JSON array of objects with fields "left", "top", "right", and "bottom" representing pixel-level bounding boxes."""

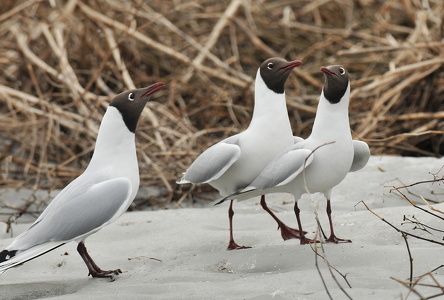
[{"left": 0, "top": 155, "right": 443, "bottom": 300}]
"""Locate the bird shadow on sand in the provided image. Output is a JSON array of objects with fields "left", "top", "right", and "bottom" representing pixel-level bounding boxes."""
[{"left": 0, "top": 278, "right": 88, "bottom": 300}]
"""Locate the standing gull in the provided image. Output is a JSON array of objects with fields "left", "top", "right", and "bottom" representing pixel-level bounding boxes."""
[
  {"left": 0, "top": 83, "right": 166, "bottom": 278},
  {"left": 177, "top": 58, "right": 303, "bottom": 249},
  {"left": 220, "top": 65, "right": 370, "bottom": 244}
]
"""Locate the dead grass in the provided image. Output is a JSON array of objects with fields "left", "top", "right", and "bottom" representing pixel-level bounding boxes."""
[{"left": 0, "top": 0, "right": 443, "bottom": 206}]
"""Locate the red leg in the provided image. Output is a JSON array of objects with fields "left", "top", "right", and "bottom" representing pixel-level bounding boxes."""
[
  {"left": 325, "top": 199, "right": 351, "bottom": 243},
  {"left": 227, "top": 200, "right": 251, "bottom": 250},
  {"left": 77, "top": 242, "right": 122, "bottom": 279},
  {"left": 260, "top": 195, "right": 306, "bottom": 240},
  {"left": 294, "top": 201, "right": 318, "bottom": 244}
]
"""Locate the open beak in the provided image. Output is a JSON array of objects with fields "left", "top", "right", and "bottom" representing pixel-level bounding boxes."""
[
  {"left": 280, "top": 60, "right": 303, "bottom": 70},
  {"left": 141, "top": 82, "right": 166, "bottom": 98}
]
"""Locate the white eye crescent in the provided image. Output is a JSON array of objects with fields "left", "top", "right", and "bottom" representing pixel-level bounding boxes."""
[
  {"left": 128, "top": 93, "right": 135, "bottom": 101},
  {"left": 267, "top": 62, "right": 274, "bottom": 70},
  {"left": 339, "top": 67, "right": 345, "bottom": 75}
]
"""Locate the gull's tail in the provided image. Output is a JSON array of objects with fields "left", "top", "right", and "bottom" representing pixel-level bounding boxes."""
[
  {"left": 215, "top": 188, "right": 264, "bottom": 205},
  {"left": 0, "top": 242, "right": 65, "bottom": 275}
]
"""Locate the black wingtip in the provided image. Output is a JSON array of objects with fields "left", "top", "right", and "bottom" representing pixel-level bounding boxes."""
[
  {"left": 0, "top": 250, "right": 17, "bottom": 263},
  {"left": 214, "top": 188, "right": 257, "bottom": 206},
  {"left": 214, "top": 198, "right": 227, "bottom": 206}
]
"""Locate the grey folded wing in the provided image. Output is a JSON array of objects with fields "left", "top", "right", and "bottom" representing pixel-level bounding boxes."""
[
  {"left": 12, "top": 177, "right": 132, "bottom": 250},
  {"left": 177, "top": 141, "right": 241, "bottom": 184},
  {"left": 250, "top": 145, "right": 314, "bottom": 190},
  {"left": 350, "top": 140, "right": 370, "bottom": 172}
]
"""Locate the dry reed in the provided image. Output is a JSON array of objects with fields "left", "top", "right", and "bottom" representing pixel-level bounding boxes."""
[{"left": 0, "top": 0, "right": 442, "bottom": 206}]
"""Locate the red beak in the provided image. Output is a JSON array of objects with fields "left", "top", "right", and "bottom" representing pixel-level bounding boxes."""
[
  {"left": 141, "top": 82, "right": 166, "bottom": 98},
  {"left": 320, "top": 66, "right": 336, "bottom": 76},
  {"left": 280, "top": 60, "right": 303, "bottom": 70}
]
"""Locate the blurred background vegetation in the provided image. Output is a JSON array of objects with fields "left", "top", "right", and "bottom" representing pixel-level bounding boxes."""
[{"left": 0, "top": 0, "right": 442, "bottom": 207}]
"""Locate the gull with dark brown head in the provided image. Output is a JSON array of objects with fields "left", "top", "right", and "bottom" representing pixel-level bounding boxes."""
[
  {"left": 220, "top": 65, "right": 370, "bottom": 244},
  {"left": 0, "top": 83, "right": 166, "bottom": 279},
  {"left": 177, "top": 58, "right": 303, "bottom": 249}
]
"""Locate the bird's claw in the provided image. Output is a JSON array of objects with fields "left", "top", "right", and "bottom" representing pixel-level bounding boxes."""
[
  {"left": 227, "top": 241, "right": 252, "bottom": 250},
  {"left": 300, "top": 237, "right": 320, "bottom": 245},
  {"left": 325, "top": 236, "right": 352, "bottom": 244},
  {"left": 88, "top": 268, "right": 122, "bottom": 279}
]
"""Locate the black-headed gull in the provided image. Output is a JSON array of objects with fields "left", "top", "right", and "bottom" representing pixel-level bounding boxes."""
[
  {"left": 0, "top": 83, "right": 166, "bottom": 278},
  {"left": 177, "top": 58, "right": 303, "bottom": 249},
  {"left": 220, "top": 65, "right": 370, "bottom": 244}
]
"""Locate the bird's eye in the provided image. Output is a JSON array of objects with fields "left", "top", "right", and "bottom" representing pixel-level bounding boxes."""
[
  {"left": 267, "top": 62, "right": 274, "bottom": 70},
  {"left": 128, "top": 93, "right": 135, "bottom": 101},
  {"left": 338, "top": 67, "right": 345, "bottom": 75}
]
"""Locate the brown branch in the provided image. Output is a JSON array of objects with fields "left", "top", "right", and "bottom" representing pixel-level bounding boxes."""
[
  {"left": 310, "top": 245, "right": 353, "bottom": 289},
  {"left": 0, "top": 0, "right": 43, "bottom": 23},
  {"left": 401, "top": 232, "right": 413, "bottom": 287},
  {"left": 78, "top": 2, "right": 250, "bottom": 88},
  {"left": 338, "top": 42, "right": 444, "bottom": 56},
  {"left": 182, "top": 0, "right": 244, "bottom": 82},
  {"left": 420, "top": 196, "right": 444, "bottom": 215},
  {"left": 387, "top": 185, "right": 444, "bottom": 222},
  {"left": 356, "top": 201, "right": 444, "bottom": 246},
  {"left": 363, "top": 131, "right": 444, "bottom": 143},
  {"left": 136, "top": 4, "right": 251, "bottom": 83},
  {"left": 391, "top": 271, "right": 444, "bottom": 299},
  {"left": 388, "top": 179, "right": 444, "bottom": 193}
]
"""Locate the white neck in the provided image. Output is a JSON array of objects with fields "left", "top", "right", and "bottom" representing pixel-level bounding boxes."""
[
  {"left": 310, "top": 83, "right": 351, "bottom": 140},
  {"left": 87, "top": 107, "right": 137, "bottom": 171},
  {"left": 248, "top": 69, "right": 292, "bottom": 132}
]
